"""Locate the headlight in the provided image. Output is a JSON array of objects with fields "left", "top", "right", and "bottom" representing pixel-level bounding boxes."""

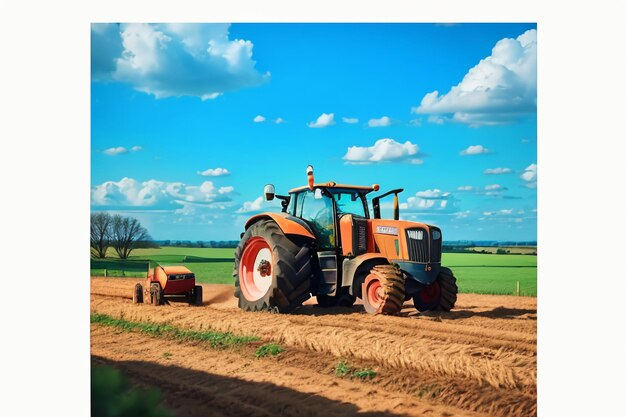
[{"left": 432, "top": 230, "right": 441, "bottom": 240}]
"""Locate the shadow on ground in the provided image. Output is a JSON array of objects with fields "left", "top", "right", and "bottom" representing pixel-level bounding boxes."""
[{"left": 92, "top": 356, "right": 413, "bottom": 417}]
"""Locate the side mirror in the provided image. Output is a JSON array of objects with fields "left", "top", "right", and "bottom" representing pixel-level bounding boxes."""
[
  {"left": 314, "top": 188, "right": 323, "bottom": 199},
  {"left": 264, "top": 184, "right": 275, "bottom": 201}
]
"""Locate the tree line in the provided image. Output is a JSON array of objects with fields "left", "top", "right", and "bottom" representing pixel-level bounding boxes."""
[
  {"left": 91, "top": 213, "right": 156, "bottom": 259},
  {"left": 157, "top": 240, "right": 239, "bottom": 248}
]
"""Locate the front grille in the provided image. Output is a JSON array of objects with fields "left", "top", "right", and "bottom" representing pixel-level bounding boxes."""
[
  {"left": 429, "top": 227, "right": 442, "bottom": 262},
  {"left": 406, "top": 228, "right": 429, "bottom": 262},
  {"left": 353, "top": 217, "right": 368, "bottom": 255}
]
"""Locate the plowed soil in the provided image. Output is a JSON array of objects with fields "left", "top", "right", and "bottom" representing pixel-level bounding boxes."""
[{"left": 91, "top": 277, "right": 537, "bottom": 417}]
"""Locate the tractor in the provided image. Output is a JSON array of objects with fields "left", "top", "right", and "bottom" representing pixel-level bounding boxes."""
[
  {"left": 133, "top": 265, "right": 203, "bottom": 306},
  {"left": 233, "top": 165, "right": 458, "bottom": 315}
]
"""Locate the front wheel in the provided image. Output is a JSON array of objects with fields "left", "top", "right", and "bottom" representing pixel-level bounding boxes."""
[
  {"left": 361, "top": 264, "right": 405, "bottom": 315},
  {"left": 413, "top": 267, "right": 458, "bottom": 312}
]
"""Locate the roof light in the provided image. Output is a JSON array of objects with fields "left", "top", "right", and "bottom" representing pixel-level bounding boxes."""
[{"left": 307, "top": 165, "right": 314, "bottom": 190}]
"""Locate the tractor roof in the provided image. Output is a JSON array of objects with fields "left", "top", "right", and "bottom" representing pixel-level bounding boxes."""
[
  {"left": 158, "top": 265, "right": 193, "bottom": 275},
  {"left": 289, "top": 182, "right": 378, "bottom": 194}
]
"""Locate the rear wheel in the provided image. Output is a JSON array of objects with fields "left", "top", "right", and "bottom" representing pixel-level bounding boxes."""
[
  {"left": 413, "top": 267, "right": 458, "bottom": 312},
  {"left": 150, "top": 282, "right": 162, "bottom": 306},
  {"left": 234, "top": 220, "right": 312, "bottom": 313},
  {"left": 361, "top": 264, "right": 405, "bottom": 315},
  {"left": 132, "top": 283, "right": 143, "bottom": 304}
]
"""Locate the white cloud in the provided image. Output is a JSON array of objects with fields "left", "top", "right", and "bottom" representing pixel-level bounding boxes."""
[
  {"left": 428, "top": 115, "right": 445, "bottom": 125},
  {"left": 197, "top": 167, "right": 230, "bottom": 177},
  {"left": 413, "top": 29, "right": 537, "bottom": 126},
  {"left": 457, "top": 184, "right": 511, "bottom": 198},
  {"left": 103, "top": 146, "right": 129, "bottom": 156},
  {"left": 483, "top": 209, "right": 514, "bottom": 216},
  {"left": 130, "top": 146, "right": 142, "bottom": 152},
  {"left": 415, "top": 189, "right": 450, "bottom": 199},
  {"left": 368, "top": 116, "right": 391, "bottom": 127},
  {"left": 253, "top": 115, "right": 266, "bottom": 123},
  {"left": 521, "top": 163, "right": 538, "bottom": 188},
  {"left": 405, "top": 189, "right": 456, "bottom": 212},
  {"left": 455, "top": 210, "right": 471, "bottom": 219},
  {"left": 460, "top": 145, "right": 489, "bottom": 156},
  {"left": 236, "top": 196, "right": 281, "bottom": 214},
  {"left": 308, "top": 113, "right": 335, "bottom": 128},
  {"left": 484, "top": 167, "right": 512, "bottom": 175},
  {"left": 521, "top": 163, "right": 537, "bottom": 181},
  {"left": 343, "top": 138, "right": 420, "bottom": 164},
  {"left": 91, "top": 177, "right": 235, "bottom": 208},
  {"left": 274, "top": 117, "right": 285, "bottom": 124},
  {"left": 409, "top": 118, "right": 422, "bottom": 126},
  {"left": 91, "top": 23, "right": 269, "bottom": 99},
  {"left": 236, "top": 197, "right": 263, "bottom": 213},
  {"left": 218, "top": 186, "right": 234, "bottom": 194},
  {"left": 342, "top": 117, "right": 359, "bottom": 124}
]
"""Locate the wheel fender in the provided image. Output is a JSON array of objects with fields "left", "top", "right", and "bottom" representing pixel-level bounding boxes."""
[
  {"left": 244, "top": 212, "right": 315, "bottom": 239},
  {"left": 342, "top": 254, "right": 390, "bottom": 299}
]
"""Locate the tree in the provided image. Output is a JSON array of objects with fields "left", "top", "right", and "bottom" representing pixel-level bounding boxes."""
[
  {"left": 111, "top": 215, "right": 152, "bottom": 259},
  {"left": 91, "top": 212, "right": 112, "bottom": 259}
]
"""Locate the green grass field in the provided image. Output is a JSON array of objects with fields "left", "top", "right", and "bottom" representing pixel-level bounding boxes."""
[
  {"left": 91, "top": 247, "right": 537, "bottom": 296},
  {"left": 442, "top": 253, "right": 536, "bottom": 296}
]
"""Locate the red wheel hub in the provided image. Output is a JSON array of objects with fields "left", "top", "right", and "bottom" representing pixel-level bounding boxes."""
[
  {"left": 362, "top": 274, "right": 384, "bottom": 314},
  {"left": 417, "top": 282, "right": 441, "bottom": 303},
  {"left": 239, "top": 237, "right": 273, "bottom": 301}
]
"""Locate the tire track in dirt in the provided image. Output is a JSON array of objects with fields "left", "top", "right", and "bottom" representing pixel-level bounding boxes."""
[
  {"left": 91, "top": 325, "right": 488, "bottom": 417},
  {"left": 91, "top": 278, "right": 536, "bottom": 349},
  {"left": 91, "top": 298, "right": 536, "bottom": 390}
]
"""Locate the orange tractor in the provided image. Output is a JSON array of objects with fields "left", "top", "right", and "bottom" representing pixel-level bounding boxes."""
[
  {"left": 234, "top": 166, "right": 458, "bottom": 314},
  {"left": 133, "top": 265, "right": 203, "bottom": 306}
]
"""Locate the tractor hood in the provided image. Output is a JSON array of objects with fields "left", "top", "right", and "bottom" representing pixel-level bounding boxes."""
[
  {"left": 369, "top": 219, "right": 442, "bottom": 285},
  {"left": 369, "top": 219, "right": 440, "bottom": 261}
]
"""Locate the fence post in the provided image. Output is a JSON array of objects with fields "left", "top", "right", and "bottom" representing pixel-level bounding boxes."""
[
  {"left": 104, "top": 268, "right": 107, "bottom": 277},
  {"left": 147, "top": 261, "right": 150, "bottom": 278},
  {"left": 516, "top": 281, "right": 520, "bottom": 296}
]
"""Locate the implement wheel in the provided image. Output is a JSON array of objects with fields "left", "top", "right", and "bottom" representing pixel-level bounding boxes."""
[
  {"left": 361, "top": 264, "right": 405, "bottom": 315},
  {"left": 234, "top": 220, "right": 312, "bottom": 313},
  {"left": 150, "top": 282, "right": 162, "bottom": 306},
  {"left": 190, "top": 285, "right": 203, "bottom": 306},
  {"left": 132, "top": 283, "right": 143, "bottom": 304},
  {"left": 413, "top": 267, "right": 458, "bottom": 312}
]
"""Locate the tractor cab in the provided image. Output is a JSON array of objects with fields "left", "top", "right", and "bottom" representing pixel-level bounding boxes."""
[{"left": 286, "top": 185, "right": 371, "bottom": 250}]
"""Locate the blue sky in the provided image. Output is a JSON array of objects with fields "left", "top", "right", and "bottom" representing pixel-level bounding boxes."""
[{"left": 91, "top": 23, "right": 537, "bottom": 241}]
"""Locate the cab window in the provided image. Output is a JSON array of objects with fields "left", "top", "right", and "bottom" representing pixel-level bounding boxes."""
[
  {"left": 297, "top": 190, "right": 335, "bottom": 249},
  {"left": 333, "top": 191, "right": 367, "bottom": 218}
]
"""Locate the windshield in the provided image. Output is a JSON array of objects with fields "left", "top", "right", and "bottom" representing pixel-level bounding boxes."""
[
  {"left": 332, "top": 191, "right": 367, "bottom": 218},
  {"left": 296, "top": 190, "right": 335, "bottom": 249}
]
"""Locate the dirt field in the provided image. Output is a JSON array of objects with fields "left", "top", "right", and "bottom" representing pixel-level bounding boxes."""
[{"left": 91, "top": 277, "right": 537, "bottom": 417}]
